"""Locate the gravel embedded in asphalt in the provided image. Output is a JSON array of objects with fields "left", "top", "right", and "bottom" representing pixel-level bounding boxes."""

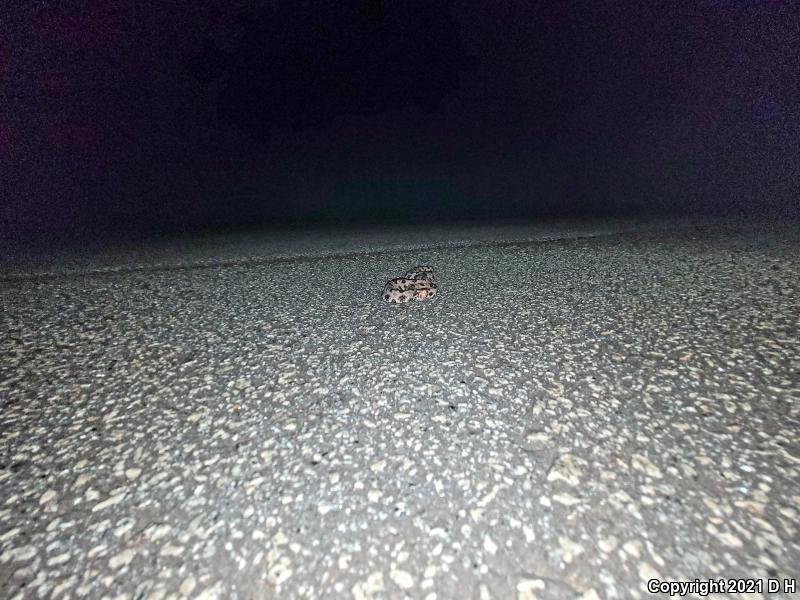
[{"left": 1, "top": 221, "right": 798, "bottom": 599}]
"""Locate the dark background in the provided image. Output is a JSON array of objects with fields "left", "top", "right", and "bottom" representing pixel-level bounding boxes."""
[{"left": 3, "top": 0, "right": 798, "bottom": 245}]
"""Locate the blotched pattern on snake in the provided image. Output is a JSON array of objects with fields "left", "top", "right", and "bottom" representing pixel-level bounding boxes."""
[{"left": 382, "top": 266, "right": 437, "bottom": 304}]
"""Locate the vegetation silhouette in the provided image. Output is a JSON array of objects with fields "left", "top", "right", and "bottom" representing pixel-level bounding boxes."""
[{"left": 190, "top": 1, "right": 478, "bottom": 140}]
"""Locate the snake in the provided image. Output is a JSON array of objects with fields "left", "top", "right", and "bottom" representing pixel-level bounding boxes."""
[{"left": 382, "top": 266, "right": 438, "bottom": 304}]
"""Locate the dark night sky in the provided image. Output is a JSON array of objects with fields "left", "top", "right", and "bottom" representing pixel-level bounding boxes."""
[{"left": 3, "top": 0, "right": 799, "bottom": 243}]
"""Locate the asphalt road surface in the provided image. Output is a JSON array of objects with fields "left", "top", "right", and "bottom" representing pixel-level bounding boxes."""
[{"left": 1, "top": 219, "right": 798, "bottom": 599}]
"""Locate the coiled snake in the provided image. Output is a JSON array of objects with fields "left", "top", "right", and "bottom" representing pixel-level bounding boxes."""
[{"left": 382, "top": 266, "right": 438, "bottom": 304}]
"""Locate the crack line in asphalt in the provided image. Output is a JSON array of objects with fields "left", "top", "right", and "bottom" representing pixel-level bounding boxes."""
[{"left": 0, "top": 225, "right": 711, "bottom": 283}]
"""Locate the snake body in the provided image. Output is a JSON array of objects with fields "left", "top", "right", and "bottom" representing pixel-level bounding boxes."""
[{"left": 382, "top": 266, "right": 437, "bottom": 304}]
